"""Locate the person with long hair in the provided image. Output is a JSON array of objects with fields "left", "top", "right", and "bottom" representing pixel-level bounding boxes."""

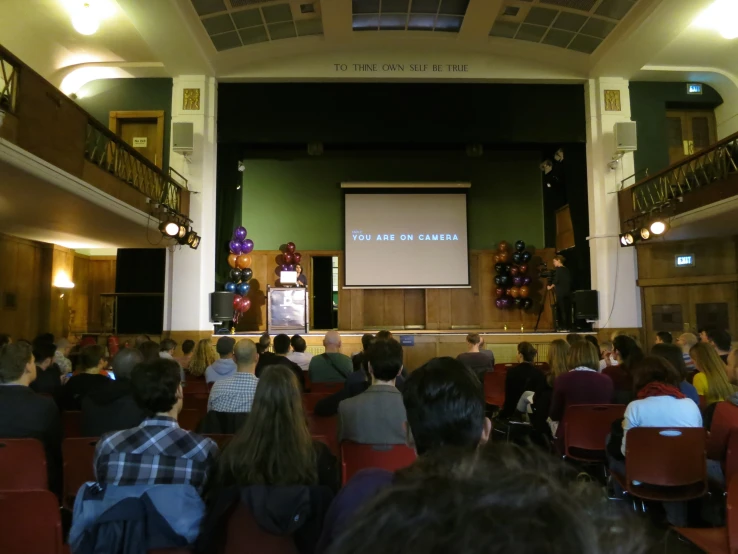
[
  {"left": 530, "top": 339, "right": 569, "bottom": 438},
  {"left": 650, "top": 343, "right": 699, "bottom": 405},
  {"left": 603, "top": 335, "right": 644, "bottom": 403},
  {"left": 188, "top": 339, "right": 217, "bottom": 377},
  {"left": 690, "top": 343, "right": 737, "bottom": 405}
]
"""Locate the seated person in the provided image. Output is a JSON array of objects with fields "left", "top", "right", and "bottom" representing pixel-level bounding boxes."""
[
  {"left": 351, "top": 334, "right": 375, "bottom": 373},
  {"left": 176, "top": 339, "right": 195, "bottom": 370},
  {"left": 338, "top": 338, "right": 406, "bottom": 445},
  {"left": 655, "top": 331, "right": 673, "bottom": 345},
  {"left": 54, "top": 338, "right": 73, "bottom": 374},
  {"left": 138, "top": 340, "right": 161, "bottom": 362},
  {"left": 317, "top": 357, "right": 491, "bottom": 551},
  {"left": 456, "top": 333, "right": 494, "bottom": 381},
  {"left": 255, "top": 333, "right": 305, "bottom": 389},
  {"left": 208, "top": 339, "right": 259, "bottom": 413},
  {"left": 201, "top": 365, "right": 337, "bottom": 554},
  {"left": 287, "top": 334, "right": 313, "bottom": 372},
  {"left": 650, "top": 343, "right": 699, "bottom": 405},
  {"left": 690, "top": 342, "right": 737, "bottom": 405},
  {"left": 29, "top": 341, "right": 61, "bottom": 396},
  {"left": 706, "top": 328, "right": 732, "bottom": 364},
  {"left": 529, "top": 339, "right": 569, "bottom": 437},
  {"left": 598, "top": 340, "right": 617, "bottom": 371},
  {"left": 603, "top": 335, "right": 643, "bottom": 404},
  {"left": 188, "top": 339, "right": 217, "bottom": 378},
  {"left": 59, "top": 344, "right": 111, "bottom": 411},
  {"left": 94, "top": 358, "right": 218, "bottom": 493},
  {"left": 0, "top": 342, "right": 62, "bottom": 496},
  {"left": 205, "top": 337, "right": 237, "bottom": 384},
  {"left": 309, "top": 331, "right": 353, "bottom": 383},
  {"left": 498, "top": 342, "right": 545, "bottom": 420},
  {"left": 677, "top": 333, "right": 698, "bottom": 372},
  {"left": 81, "top": 347, "right": 146, "bottom": 436}
]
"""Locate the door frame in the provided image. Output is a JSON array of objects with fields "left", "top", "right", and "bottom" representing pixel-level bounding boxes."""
[
  {"left": 665, "top": 109, "right": 718, "bottom": 165},
  {"left": 109, "top": 110, "right": 165, "bottom": 169},
  {"left": 305, "top": 250, "right": 342, "bottom": 330}
]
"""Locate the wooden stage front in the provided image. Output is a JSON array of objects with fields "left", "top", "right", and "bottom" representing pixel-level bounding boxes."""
[{"left": 216, "top": 329, "right": 589, "bottom": 371}]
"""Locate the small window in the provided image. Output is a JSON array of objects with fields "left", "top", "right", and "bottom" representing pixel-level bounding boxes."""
[
  {"left": 696, "top": 303, "right": 729, "bottom": 333},
  {"left": 651, "top": 304, "right": 682, "bottom": 332}
]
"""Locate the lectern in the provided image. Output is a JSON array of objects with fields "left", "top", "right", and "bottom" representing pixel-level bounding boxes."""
[{"left": 267, "top": 286, "right": 309, "bottom": 333}]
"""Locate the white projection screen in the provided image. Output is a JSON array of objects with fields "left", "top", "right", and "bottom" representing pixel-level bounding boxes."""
[{"left": 344, "top": 189, "right": 470, "bottom": 288}]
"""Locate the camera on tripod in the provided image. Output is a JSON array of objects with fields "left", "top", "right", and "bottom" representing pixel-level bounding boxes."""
[{"left": 539, "top": 262, "right": 555, "bottom": 281}]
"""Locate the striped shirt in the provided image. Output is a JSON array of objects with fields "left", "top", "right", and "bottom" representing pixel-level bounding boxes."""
[{"left": 94, "top": 416, "right": 218, "bottom": 493}]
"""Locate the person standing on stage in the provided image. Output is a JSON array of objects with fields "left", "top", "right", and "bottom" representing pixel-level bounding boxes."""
[
  {"left": 547, "top": 255, "right": 572, "bottom": 332},
  {"left": 295, "top": 264, "right": 308, "bottom": 288}
]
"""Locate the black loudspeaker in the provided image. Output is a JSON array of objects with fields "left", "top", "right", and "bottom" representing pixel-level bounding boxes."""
[
  {"left": 115, "top": 249, "right": 166, "bottom": 334},
  {"left": 211, "top": 292, "right": 235, "bottom": 322},
  {"left": 573, "top": 290, "right": 599, "bottom": 320}
]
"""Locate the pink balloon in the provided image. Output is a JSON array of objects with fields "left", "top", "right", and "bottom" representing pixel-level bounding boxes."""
[
  {"left": 293, "top": 252, "right": 302, "bottom": 264},
  {"left": 240, "top": 297, "right": 251, "bottom": 312},
  {"left": 286, "top": 242, "right": 296, "bottom": 253},
  {"left": 283, "top": 253, "right": 294, "bottom": 264}
]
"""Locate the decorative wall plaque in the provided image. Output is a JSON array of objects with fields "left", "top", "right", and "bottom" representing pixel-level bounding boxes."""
[
  {"left": 604, "top": 89, "right": 621, "bottom": 111},
  {"left": 183, "top": 88, "right": 201, "bottom": 111}
]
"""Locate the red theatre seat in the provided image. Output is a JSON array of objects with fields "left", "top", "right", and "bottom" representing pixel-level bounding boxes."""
[
  {"left": 178, "top": 409, "right": 204, "bottom": 432},
  {"left": 310, "top": 382, "right": 344, "bottom": 394},
  {"left": 183, "top": 393, "right": 209, "bottom": 412},
  {"left": 302, "top": 393, "right": 332, "bottom": 414},
  {"left": 0, "top": 438, "right": 48, "bottom": 491},
  {"left": 62, "top": 410, "right": 83, "bottom": 439},
  {"left": 62, "top": 438, "right": 98, "bottom": 508},
  {"left": 563, "top": 404, "right": 626, "bottom": 462},
  {"left": 341, "top": 442, "right": 416, "bottom": 485},
  {"left": 483, "top": 371, "right": 506, "bottom": 407},
  {"left": 493, "top": 363, "right": 514, "bottom": 373},
  {"left": 708, "top": 402, "right": 738, "bottom": 461},
  {"left": 0, "top": 490, "right": 64, "bottom": 554}
]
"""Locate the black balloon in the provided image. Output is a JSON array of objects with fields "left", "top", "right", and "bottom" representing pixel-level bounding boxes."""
[
  {"left": 521, "top": 251, "right": 532, "bottom": 263},
  {"left": 504, "top": 264, "right": 512, "bottom": 273},
  {"left": 494, "top": 262, "right": 506, "bottom": 274},
  {"left": 229, "top": 268, "right": 243, "bottom": 282},
  {"left": 494, "top": 275, "right": 503, "bottom": 286},
  {"left": 514, "top": 297, "right": 524, "bottom": 308},
  {"left": 498, "top": 275, "right": 510, "bottom": 287},
  {"left": 515, "top": 240, "right": 526, "bottom": 252},
  {"left": 242, "top": 268, "right": 253, "bottom": 281},
  {"left": 523, "top": 298, "right": 534, "bottom": 310},
  {"left": 512, "top": 252, "right": 522, "bottom": 264}
]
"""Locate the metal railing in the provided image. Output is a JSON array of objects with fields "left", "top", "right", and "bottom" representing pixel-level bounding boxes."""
[
  {"left": 626, "top": 133, "right": 738, "bottom": 217},
  {"left": 0, "top": 51, "right": 17, "bottom": 113},
  {"left": 85, "top": 119, "right": 188, "bottom": 213}
]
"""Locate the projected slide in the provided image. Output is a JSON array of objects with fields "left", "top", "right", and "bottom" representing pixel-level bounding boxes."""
[{"left": 344, "top": 192, "right": 469, "bottom": 287}]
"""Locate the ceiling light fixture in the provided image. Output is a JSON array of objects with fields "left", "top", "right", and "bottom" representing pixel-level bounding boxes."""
[
  {"left": 159, "top": 220, "right": 180, "bottom": 237},
  {"left": 694, "top": 0, "right": 738, "bottom": 39},
  {"left": 640, "top": 228, "right": 651, "bottom": 240},
  {"left": 649, "top": 220, "right": 668, "bottom": 236},
  {"left": 72, "top": 2, "right": 100, "bottom": 35},
  {"left": 619, "top": 233, "right": 634, "bottom": 247}
]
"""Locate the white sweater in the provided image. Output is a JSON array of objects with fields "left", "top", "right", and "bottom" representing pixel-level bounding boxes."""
[{"left": 621, "top": 395, "right": 703, "bottom": 455}]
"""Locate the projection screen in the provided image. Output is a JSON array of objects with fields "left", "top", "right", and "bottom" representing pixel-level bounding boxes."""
[{"left": 344, "top": 189, "right": 470, "bottom": 288}]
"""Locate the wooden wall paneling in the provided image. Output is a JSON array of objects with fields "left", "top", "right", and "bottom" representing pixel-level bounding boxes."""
[
  {"left": 87, "top": 259, "right": 116, "bottom": 332},
  {"left": 478, "top": 252, "right": 497, "bottom": 329},
  {"left": 0, "top": 234, "right": 46, "bottom": 340},
  {"left": 383, "top": 290, "right": 405, "bottom": 329},
  {"left": 450, "top": 252, "right": 480, "bottom": 328},
  {"left": 687, "top": 283, "right": 737, "bottom": 338},
  {"left": 404, "top": 289, "right": 425, "bottom": 327},
  {"left": 403, "top": 335, "right": 438, "bottom": 372},
  {"left": 641, "top": 286, "right": 689, "bottom": 346},
  {"left": 70, "top": 255, "right": 90, "bottom": 333},
  {"left": 363, "top": 290, "right": 385, "bottom": 328},
  {"left": 636, "top": 238, "right": 738, "bottom": 282}
]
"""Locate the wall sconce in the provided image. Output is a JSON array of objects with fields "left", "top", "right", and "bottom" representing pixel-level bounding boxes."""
[{"left": 53, "top": 272, "right": 75, "bottom": 297}]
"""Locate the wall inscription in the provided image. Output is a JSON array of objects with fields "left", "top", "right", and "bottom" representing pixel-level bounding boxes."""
[{"left": 333, "top": 63, "right": 470, "bottom": 73}]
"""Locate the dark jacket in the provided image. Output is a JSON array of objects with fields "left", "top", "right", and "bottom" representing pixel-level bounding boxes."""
[
  {"left": 0, "top": 384, "right": 62, "bottom": 496},
  {"left": 256, "top": 353, "right": 305, "bottom": 390},
  {"left": 197, "top": 410, "right": 250, "bottom": 434},
  {"left": 552, "top": 266, "right": 572, "bottom": 296},
  {"left": 59, "top": 373, "right": 111, "bottom": 411},
  {"left": 30, "top": 363, "right": 62, "bottom": 396},
  {"left": 81, "top": 380, "right": 146, "bottom": 437},
  {"left": 499, "top": 363, "right": 546, "bottom": 419}
]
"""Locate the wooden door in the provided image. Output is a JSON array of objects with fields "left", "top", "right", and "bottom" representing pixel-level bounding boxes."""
[
  {"left": 666, "top": 110, "right": 717, "bottom": 166},
  {"left": 642, "top": 286, "right": 690, "bottom": 346},
  {"left": 109, "top": 111, "right": 165, "bottom": 168},
  {"left": 687, "top": 283, "right": 737, "bottom": 337}
]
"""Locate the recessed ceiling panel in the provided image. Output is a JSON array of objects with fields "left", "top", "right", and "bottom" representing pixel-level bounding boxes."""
[{"left": 353, "top": 0, "right": 469, "bottom": 31}]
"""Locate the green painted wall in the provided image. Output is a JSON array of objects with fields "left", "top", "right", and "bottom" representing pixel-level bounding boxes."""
[
  {"left": 241, "top": 151, "right": 544, "bottom": 251},
  {"left": 75, "top": 78, "right": 173, "bottom": 170},
  {"left": 629, "top": 82, "right": 723, "bottom": 177}
]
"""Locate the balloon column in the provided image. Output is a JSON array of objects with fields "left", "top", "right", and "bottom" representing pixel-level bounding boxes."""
[
  {"left": 275, "top": 241, "right": 302, "bottom": 285},
  {"left": 225, "top": 226, "right": 254, "bottom": 324},
  {"left": 493, "top": 240, "right": 534, "bottom": 311}
]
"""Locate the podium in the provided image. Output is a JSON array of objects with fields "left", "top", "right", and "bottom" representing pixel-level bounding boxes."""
[{"left": 267, "top": 286, "right": 309, "bottom": 333}]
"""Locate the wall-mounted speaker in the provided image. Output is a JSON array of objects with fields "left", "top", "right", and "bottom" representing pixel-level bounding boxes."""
[
  {"left": 211, "top": 292, "right": 235, "bottom": 322},
  {"left": 173, "top": 122, "right": 194, "bottom": 154},
  {"left": 614, "top": 121, "right": 637, "bottom": 152},
  {"left": 573, "top": 290, "right": 599, "bottom": 320}
]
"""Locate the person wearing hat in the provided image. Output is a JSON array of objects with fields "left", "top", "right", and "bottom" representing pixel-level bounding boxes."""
[{"left": 205, "top": 337, "right": 237, "bottom": 384}]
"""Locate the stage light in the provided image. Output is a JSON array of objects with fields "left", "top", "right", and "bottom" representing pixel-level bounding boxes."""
[
  {"left": 189, "top": 234, "right": 201, "bottom": 249},
  {"left": 694, "top": 0, "right": 738, "bottom": 39},
  {"left": 159, "top": 220, "right": 180, "bottom": 237},
  {"left": 640, "top": 228, "right": 651, "bottom": 240},
  {"left": 620, "top": 233, "right": 634, "bottom": 247},
  {"left": 650, "top": 220, "right": 668, "bottom": 235}
]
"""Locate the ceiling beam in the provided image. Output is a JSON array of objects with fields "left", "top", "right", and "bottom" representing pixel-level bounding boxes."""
[
  {"left": 320, "top": 0, "right": 353, "bottom": 43},
  {"left": 115, "top": 0, "right": 214, "bottom": 76},
  {"left": 459, "top": 0, "right": 503, "bottom": 45},
  {"left": 590, "top": 0, "right": 714, "bottom": 78}
]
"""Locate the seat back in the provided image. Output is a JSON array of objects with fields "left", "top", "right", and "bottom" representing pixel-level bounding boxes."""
[
  {"left": 708, "top": 402, "right": 738, "bottom": 461},
  {"left": 178, "top": 409, "right": 204, "bottom": 431},
  {"left": 307, "top": 415, "right": 338, "bottom": 456},
  {"left": 183, "top": 393, "right": 209, "bottom": 412},
  {"left": 728, "top": 474, "right": 738, "bottom": 554},
  {"left": 341, "top": 442, "right": 416, "bottom": 485},
  {"left": 564, "top": 404, "right": 626, "bottom": 455},
  {"left": 62, "top": 410, "right": 83, "bottom": 438},
  {"left": 302, "top": 393, "right": 332, "bottom": 414},
  {"left": 223, "top": 503, "right": 298, "bottom": 554},
  {"left": 310, "top": 382, "right": 343, "bottom": 394},
  {"left": 493, "top": 363, "right": 514, "bottom": 373},
  {"left": 0, "top": 490, "right": 63, "bottom": 554},
  {"left": 625, "top": 427, "right": 706, "bottom": 487},
  {"left": 725, "top": 429, "right": 738, "bottom": 490},
  {"left": 62, "top": 437, "right": 98, "bottom": 507},
  {"left": 483, "top": 371, "right": 506, "bottom": 406},
  {"left": 0, "top": 439, "right": 48, "bottom": 491}
]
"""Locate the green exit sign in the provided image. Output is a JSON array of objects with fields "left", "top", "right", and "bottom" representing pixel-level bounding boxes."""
[{"left": 675, "top": 254, "right": 695, "bottom": 267}]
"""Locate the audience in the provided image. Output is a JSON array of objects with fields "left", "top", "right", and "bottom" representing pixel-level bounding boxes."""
[
  {"left": 529, "top": 339, "right": 569, "bottom": 437},
  {"left": 309, "top": 331, "right": 353, "bottom": 383},
  {"left": 256, "top": 332, "right": 271, "bottom": 355},
  {"left": 604, "top": 335, "right": 643, "bottom": 403},
  {"left": 81, "top": 347, "right": 146, "bottom": 437},
  {"left": 159, "top": 338, "right": 178, "bottom": 362},
  {"left": 549, "top": 341, "right": 614, "bottom": 440},
  {"left": 54, "top": 338, "right": 73, "bottom": 373},
  {"left": 138, "top": 340, "right": 161, "bottom": 362},
  {"left": 655, "top": 331, "right": 673, "bottom": 345},
  {"left": 255, "top": 333, "right": 305, "bottom": 389},
  {"left": 706, "top": 328, "right": 732, "bottom": 363},
  {"left": 498, "top": 342, "right": 545, "bottom": 420},
  {"left": 598, "top": 340, "right": 617, "bottom": 371},
  {"left": 352, "top": 333, "right": 375, "bottom": 373},
  {"left": 584, "top": 334, "right": 599, "bottom": 353},
  {"left": 0, "top": 342, "right": 62, "bottom": 495},
  {"left": 133, "top": 335, "right": 151, "bottom": 349},
  {"left": 189, "top": 338, "right": 217, "bottom": 377},
  {"left": 94, "top": 358, "right": 218, "bottom": 493},
  {"left": 176, "top": 339, "right": 196, "bottom": 370},
  {"left": 456, "top": 333, "right": 495, "bottom": 381},
  {"left": 208, "top": 339, "right": 259, "bottom": 413},
  {"left": 727, "top": 348, "right": 738, "bottom": 385},
  {"left": 287, "top": 334, "right": 313, "bottom": 371},
  {"left": 0, "top": 333, "right": 10, "bottom": 348},
  {"left": 651, "top": 343, "right": 699, "bottom": 405},
  {"left": 690, "top": 342, "right": 736, "bottom": 405},
  {"left": 338, "top": 338, "right": 406, "bottom": 445},
  {"left": 676, "top": 332, "right": 698, "bottom": 371},
  {"left": 59, "top": 344, "right": 110, "bottom": 411},
  {"left": 565, "top": 333, "right": 583, "bottom": 346},
  {"left": 206, "top": 337, "right": 237, "bottom": 384},
  {"left": 29, "top": 341, "right": 60, "bottom": 395}
]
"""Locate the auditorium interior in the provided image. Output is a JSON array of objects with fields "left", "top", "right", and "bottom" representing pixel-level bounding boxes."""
[{"left": 1, "top": 0, "right": 738, "bottom": 551}]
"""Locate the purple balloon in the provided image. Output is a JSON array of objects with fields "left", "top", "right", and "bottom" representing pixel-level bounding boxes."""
[
  {"left": 286, "top": 264, "right": 295, "bottom": 271},
  {"left": 512, "top": 276, "right": 524, "bottom": 287},
  {"left": 523, "top": 276, "right": 532, "bottom": 286},
  {"left": 281, "top": 264, "right": 290, "bottom": 271},
  {"left": 233, "top": 226, "right": 247, "bottom": 241},
  {"left": 229, "top": 240, "right": 243, "bottom": 255},
  {"left": 241, "top": 239, "right": 254, "bottom": 254},
  {"left": 495, "top": 298, "right": 504, "bottom": 309}
]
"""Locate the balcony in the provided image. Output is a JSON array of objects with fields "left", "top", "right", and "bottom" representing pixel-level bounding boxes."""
[
  {"left": 0, "top": 45, "right": 189, "bottom": 221},
  {"left": 618, "top": 132, "right": 738, "bottom": 233}
]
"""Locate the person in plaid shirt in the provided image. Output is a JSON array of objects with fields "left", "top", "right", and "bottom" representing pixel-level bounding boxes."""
[
  {"left": 208, "top": 339, "right": 259, "bottom": 413},
  {"left": 94, "top": 358, "right": 218, "bottom": 493}
]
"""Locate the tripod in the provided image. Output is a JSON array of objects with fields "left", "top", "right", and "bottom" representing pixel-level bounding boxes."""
[{"left": 534, "top": 285, "right": 559, "bottom": 332}]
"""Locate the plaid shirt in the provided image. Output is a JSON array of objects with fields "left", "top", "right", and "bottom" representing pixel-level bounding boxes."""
[
  {"left": 208, "top": 372, "right": 259, "bottom": 413},
  {"left": 94, "top": 416, "right": 218, "bottom": 493}
]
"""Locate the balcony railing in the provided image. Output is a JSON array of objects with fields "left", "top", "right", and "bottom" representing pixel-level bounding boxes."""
[
  {"left": 619, "top": 132, "right": 738, "bottom": 225},
  {"left": 0, "top": 52, "right": 17, "bottom": 113},
  {"left": 85, "top": 120, "right": 187, "bottom": 213}
]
